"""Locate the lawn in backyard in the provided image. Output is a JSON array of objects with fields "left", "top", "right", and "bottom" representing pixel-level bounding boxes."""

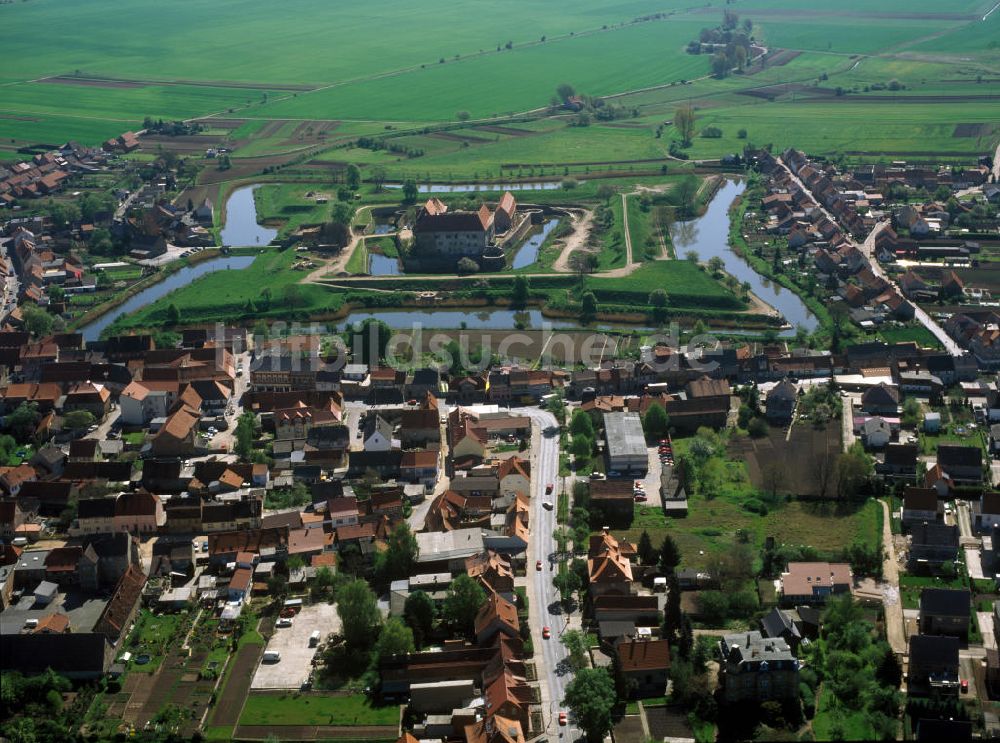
[{"left": 238, "top": 692, "right": 399, "bottom": 727}]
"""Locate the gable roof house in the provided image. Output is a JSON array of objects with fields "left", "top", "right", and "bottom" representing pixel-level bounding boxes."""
[
  {"left": 936, "top": 444, "right": 983, "bottom": 484},
  {"left": 765, "top": 380, "right": 798, "bottom": 421},
  {"left": 860, "top": 383, "right": 900, "bottom": 415},
  {"left": 617, "top": 639, "right": 671, "bottom": 698},
  {"left": 779, "top": 562, "right": 852, "bottom": 605},
  {"left": 588, "top": 530, "right": 635, "bottom": 598},
  {"left": 919, "top": 589, "right": 971, "bottom": 639},
  {"left": 908, "top": 634, "right": 960, "bottom": 695},
  {"left": 475, "top": 591, "right": 520, "bottom": 646},
  {"left": 901, "top": 487, "right": 940, "bottom": 529}
]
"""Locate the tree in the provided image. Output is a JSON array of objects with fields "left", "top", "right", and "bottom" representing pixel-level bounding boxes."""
[
  {"left": 570, "top": 409, "right": 595, "bottom": 439},
  {"left": 642, "top": 402, "right": 670, "bottom": 440},
  {"left": 374, "top": 617, "right": 415, "bottom": 662},
  {"left": 836, "top": 442, "right": 873, "bottom": 500},
  {"left": 456, "top": 110, "right": 471, "bottom": 121},
  {"left": 375, "top": 523, "right": 418, "bottom": 585},
  {"left": 165, "top": 303, "right": 180, "bottom": 325},
  {"left": 556, "top": 83, "right": 576, "bottom": 103},
  {"left": 637, "top": 531, "right": 656, "bottom": 565},
  {"left": 707, "top": 256, "right": 725, "bottom": 277},
  {"left": 6, "top": 402, "right": 40, "bottom": 443},
  {"left": 563, "top": 668, "right": 617, "bottom": 743},
  {"left": 570, "top": 434, "right": 592, "bottom": 461},
  {"left": 456, "top": 257, "right": 479, "bottom": 274},
  {"left": 580, "top": 291, "right": 597, "bottom": 320},
  {"left": 402, "top": 179, "right": 419, "bottom": 203},
  {"left": 349, "top": 318, "right": 391, "bottom": 365},
  {"left": 403, "top": 590, "right": 435, "bottom": 648},
  {"left": 672, "top": 175, "right": 700, "bottom": 217},
  {"left": 663, "top": 574, "right": 682, "bottom": 639},
  {"left": 874, "top": 646, "right": 903, "bottom": 688},
  {"left": 346, "top": 163, "right": 362, "bottom": 190},
  {"left": 62, "top": 409, "right": 95, "bottom": 430},
  {"left": 561, "top": 629, "right": 589, "bottom": 670},
  {"left": 649, "top": 288, "right": 668, "bottom": 308},
  {"left": 901, "top": 397, "right": 922, "bottom": 428},
  {"left": 371, "top": 166, "right": 387, "bottom": 192},
  {"left": 511, "top": 275, "right": 529, "bottom": 308},
  {"left": 674, "top": 104, "right": 696, "bottom": 146},
  {"left": 21, "top": 305, "right": 53, "bottom": 338},
  {"left": 442, "top": 574, "right": 485, "bottom": 637},
  {"left": 658, "top": 535, "right": 681, "bottom": 572},
  {"left": 337, "top": 578, "right": 382, "bottom": 651},
  {"left": 234, "top": 411, "right": 256, "bottom": 460},
  {"left": 568, "top": 250, "right": 597, "bottom": 279},
  {"left": 553, "top": 569, "right": 582, "bottom": 604}
]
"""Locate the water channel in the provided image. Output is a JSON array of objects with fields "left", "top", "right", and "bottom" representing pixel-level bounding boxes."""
[
  {"left": 80, "top": 255, "right": 255, "bottom": 341},
  {"left": 669, "top": 179, "right": 817, "bottom": 331},
  {"left": 220, "top": 185, "right": 278, "bottom": 247},
  {"left": 83, "top": 179, "right": 816, "bottom": 340},
  {"left": 511, "top": 218, "right": 559, "bottom": 270}
]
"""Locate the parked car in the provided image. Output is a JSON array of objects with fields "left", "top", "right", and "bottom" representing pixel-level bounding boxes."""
[
  {"left": 545, "top": 483, "right": 554, "bottom": 495},
  {"left": 558, "top": 712, "right": 568, "bottom": 726},
  {"left": 542, "top": 501, "right": 554, "bottom": 511},
  {"left": 276, "top": 617, "right": 293, "bottom": 628},
  {"left": 634, "top": 494, "right": 648, "bottom": 502}
]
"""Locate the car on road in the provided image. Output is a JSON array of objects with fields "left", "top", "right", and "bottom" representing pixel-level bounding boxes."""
[
  {"left": 961, "top": 678, "right": 969, "bottom": 693},
  {"left": 589, "top": 472, "right": 605, "bottom": 480},
  {"left": 542, "top": 501, "right": 553, "bottom": 511},
  {"left": 536, "top": 560, "right": 543, "bottom": 571},
  {"left": 201, "top": 541, "right": 209, "bottom": 552},
  {"left": 87, "top": 424, "right": 99, "bottom": 433},
  {"left": 545, "top": 483, "right": 554, "bottom": 495},
  {"left": 542, "top": 626, "right": 551, "bottom": 639},
  {"left": 276, "top": 617, "right": 293, "bottom": 628},
  {"left": 558, "top": 712, "right": 568, "bottom": 726}
]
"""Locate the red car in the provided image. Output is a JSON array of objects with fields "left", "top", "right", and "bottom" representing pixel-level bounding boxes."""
[
  {"left": 634, "top": 493, "right": 647, "bottom": 502},
  {"left": 545, "top": 483, "right": 554, "bottom": 495},
  {"left": 558, "top": 712, "right": 568, "bottom": 726},
  {"left": 542, "top": 626, "right": 551, "bottom": 639},
  {"left": 961, "top": 678, "right": 969, "bottom": 693},
  {"left": 536, "top": 560, "right": 543, "bottom": 571}
]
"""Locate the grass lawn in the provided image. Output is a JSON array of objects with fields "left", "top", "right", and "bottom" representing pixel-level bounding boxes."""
[
  {"left": 900, "top": 573, "right": 968, "bottom": 609},
  {"left": 918, "top": 423, "right": 986, "bottom": 456},
  {"left": 122, "top": 432, "right": 145, "bottom": 446},
  {"left": 878, "top": 324, "right": 943, "bottom": 349},
  {"left": 239, "top": 692, "right": 399, "bottom": 727},
  {"left": 811, "top": 685, "right": 873, "bottom": 741},
  {"left": 2, "top": 444, "right": 35, "bottom": 466},
  {"left": 108, "top": 248, "right": 341, "bottom": 330},
  {"left": 586, "top": 260, "right": 744, "bottom": 311}
]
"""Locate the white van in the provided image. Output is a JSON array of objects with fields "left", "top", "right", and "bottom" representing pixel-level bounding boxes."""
[
  {"left": 309, "top": 630, "right": 321, "bottom": 647},
  {"left": 262, "top": 651, "right": 281, "bottom": 663}
]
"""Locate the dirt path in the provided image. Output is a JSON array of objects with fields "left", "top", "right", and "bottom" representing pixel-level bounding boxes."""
[
  {"left": 621, "top": 192, "right": 635, "bottom": 268},
  {"left": 879, "top": 498, "right": 907, "bottom": 657},
  {"left": 551, "top": 209, "right": 594, "bottom": 272}
]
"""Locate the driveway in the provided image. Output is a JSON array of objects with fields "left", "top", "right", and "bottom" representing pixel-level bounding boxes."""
[
  {"left": 635, "top": 447, "right": 664, "bottom": 507},
  {"left": 251, "top": 603, "right": 340, "bottom": 689}
]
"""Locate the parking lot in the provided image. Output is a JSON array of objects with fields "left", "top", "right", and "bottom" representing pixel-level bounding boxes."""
[
  {"left": 251, "top": 603, "right": 340, "bottom": 690},
  {"left": 633, "top": 444, "right": 669, "bottom": 507}
]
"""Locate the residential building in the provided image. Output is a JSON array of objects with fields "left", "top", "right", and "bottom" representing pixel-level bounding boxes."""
[
  {"left": 908, "top": 634, "right": 959, "bottom": 695},
  {"left": 901, "top": 487, "right": 940, "bottom": 529},
  {"left": 779, "top": 562, "right": 852, "bottom": 605},
  {"left": 919, "top": 588, "right": 971, "bottom": 638},
  {"left": 617, "top": 639, "right": 671, "bottom": 698},
  {"left": 717, "top": 631, "right": 799, "bottom": 703}
]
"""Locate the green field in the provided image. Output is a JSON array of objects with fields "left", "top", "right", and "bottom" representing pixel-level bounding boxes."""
[
  {"left": 238, "top": 692, "right": 399, "bottom": 727},
  {"left": 3, "top": 0, "right": 997, "bottom": 164},
  {"left": 587, "top": 260, "right": 744, "bottom": 310}
]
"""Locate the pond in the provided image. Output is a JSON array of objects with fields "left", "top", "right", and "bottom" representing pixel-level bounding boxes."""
[
  {"left": 79, "top": 255, "right": 256, "bottom": 341},
  {"left": 220, "top": 185, "right": 279, "bottom": 247},
  {"left": 511, "top": 218, "right": 559, "bottom": 270},
  {"left": 669, "top": 179, "right": 818, "bottom": 332},
  {"left": 385, "top": 181, "right": 563, "bottom": 193}
]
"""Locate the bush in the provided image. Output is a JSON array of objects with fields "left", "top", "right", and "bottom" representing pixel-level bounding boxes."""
[
  {"left": 747, "top": 417, "right": 768, "bottom": 438},
  {"left": 743, "top": 498, "right": 768, "bottom": 515},
  {"left": 700, "top": 126, "right": 723, "bottom": 138}
]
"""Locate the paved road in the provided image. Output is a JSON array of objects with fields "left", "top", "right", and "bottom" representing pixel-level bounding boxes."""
[
  {"left": 513, "top": 406, "right": 580, "bottom": 742},
  {"left": 776, "top": 156, "right": 962, "bottom": 356}
]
